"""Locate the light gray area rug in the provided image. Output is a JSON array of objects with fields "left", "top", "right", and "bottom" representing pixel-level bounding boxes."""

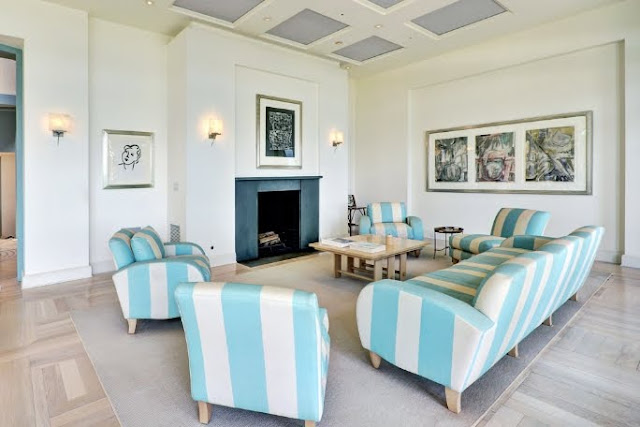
[{"left": 72, "top": 254, "right": 609, "bottom": 427}]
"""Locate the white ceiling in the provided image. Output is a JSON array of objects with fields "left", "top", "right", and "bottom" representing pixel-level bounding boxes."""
[{"left": 43, "top": 0, "right": 623, "bottom": 78}]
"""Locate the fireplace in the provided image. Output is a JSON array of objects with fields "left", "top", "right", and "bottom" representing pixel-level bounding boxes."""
[{"left": 235, "top": 176, "right": 321, "bottom": 262}]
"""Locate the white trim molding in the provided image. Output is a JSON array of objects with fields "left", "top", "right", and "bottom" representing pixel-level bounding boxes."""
[
  {"left": 22, "top": 265, "right": 93, "bottom": 289},
  {"left": 621, "top": 254, "right": 640, "bottom": 269}
]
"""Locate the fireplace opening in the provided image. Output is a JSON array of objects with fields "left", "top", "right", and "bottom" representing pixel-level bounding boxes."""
[{"left": 258, "top": 190, "right": 300, "bottom": 258}]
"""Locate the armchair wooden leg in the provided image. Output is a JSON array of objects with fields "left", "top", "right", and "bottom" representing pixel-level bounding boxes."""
[
  {"left": 413, "top": 250, "right": 421, "bottom": 258},
  {"left": 198, "top": 401, "right": 212, "bottom": 424},
  {"left": 570, "top": 292, "right": 578, "bottom": 302},
  {"left": 508, "top": 344, "right": 519, "bottom": 358},
  {"left": 452, "top": 258, "right": 459, "bottom": 264},
  {"left": 304, "top": 421, "right": 316, "bottom": 427},
  {"left": 445, "top": 387, "right": 461, "bottom": 413},
  {"left": 543, "top": 314, "right": 553, "bottom": 327},
  {"left": 127, "top": 319, "right": 137, "bottom": 334},
  {"left": 369, "top": 351, "right": 381, "bottom": 369}
]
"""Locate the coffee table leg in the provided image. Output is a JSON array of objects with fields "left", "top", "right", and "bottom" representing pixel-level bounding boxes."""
[
  {"left": 399, "top": 253, "right": 407, "bottom": 281},
  {"left": 373, "top": 260, "right": 383, "bottom": 281},
  {"left": 387, "top": 256, "right": 395, "bottom": 279},
  {"left": 347, "top": 256, "right": 355, "bottom": 274},
  {"left": 334, "top": 254, "right": 342, "bottom": 278}
]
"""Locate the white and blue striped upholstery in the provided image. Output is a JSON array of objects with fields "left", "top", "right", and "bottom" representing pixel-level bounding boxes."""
[
  {"left": 175, "top": 282, "right": 330, "bottom": 424},
  {"left": 359, "top": 202, "right": 424, "bottom": 240},
  {"left": 108, "top": 228, "right": 211, "bottom": 325},
  {"left": 450, "top": 208, "right": 550, "bottom": 261},
  {"left": 131, "top": 226, "right": 166, "bottom": 261},
  {"left": 357, "top": 226, "right": 603, "bottom": 410}
]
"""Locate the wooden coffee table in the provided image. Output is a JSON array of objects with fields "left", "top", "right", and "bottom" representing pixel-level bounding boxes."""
[{"left": 309, "top": 235, "right": 428, "bottom": 282}]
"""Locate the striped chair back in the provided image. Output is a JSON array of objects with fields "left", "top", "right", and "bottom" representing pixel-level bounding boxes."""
[
  {"left": 490, "top": 208, "right": 550, "bottom": 238},
  {"left": 108, "top": 228, "right": 139, "bottom": 270},
  {"left": 367, "top": 202, "right": 407, "bottom": 224},
  {"left": 175, "top": 282, "right": 329, "bottom": 423}
]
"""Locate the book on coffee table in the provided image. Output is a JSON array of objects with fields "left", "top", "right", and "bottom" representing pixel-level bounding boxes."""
[
  {"left": 349, "top": 242, "right": 386, "bottom": 253},
  {"left": 321, "top": 237, "right": 354, "bottom": 248}
]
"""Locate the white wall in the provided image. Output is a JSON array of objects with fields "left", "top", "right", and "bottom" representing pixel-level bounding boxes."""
[
  {"left": 168, "top": 24, "right": 349, "bottom": 266},
  {"left": 0, "top": 57, "right": 16, "bottom": 95},
  {"left": 0, "top": 0, "right": 91, "bottom": 287},
  {"left": 88, "top": 19, "right": 169, "bottom": 273},
  {"left": 409, "top": 44, "right": 622, "bottom": 260},
  {"left": 355, "top": 0, "right": 640, "bottom": 265}
]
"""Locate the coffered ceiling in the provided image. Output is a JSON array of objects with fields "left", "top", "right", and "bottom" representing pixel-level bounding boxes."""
[{"left": 43, "top": 0, "right": 622, "bottom": 77}]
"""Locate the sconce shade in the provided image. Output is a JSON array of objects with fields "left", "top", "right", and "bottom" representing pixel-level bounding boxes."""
[
  {"left": 331, "top": 130, "right": 344, "bottom": 147},
  {"left": 49, "top": 113, "right": 71, "bottom": 135},
  {"left": 208, "top": 118, "right": 223, "bottom": 140}
]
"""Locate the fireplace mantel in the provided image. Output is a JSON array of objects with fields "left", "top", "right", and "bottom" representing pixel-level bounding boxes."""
[{"left": 235, "top": 176, "right": 322, "bottom": 262}]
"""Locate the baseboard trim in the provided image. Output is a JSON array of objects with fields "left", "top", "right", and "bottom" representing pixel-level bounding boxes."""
[
  {"left": 596, "top": 250, "right": 622, "bottom": 264},
  {"left": 22, "top": 265, "right": 93, "bottom": 289},
  {"left": 621, "top": 254, "right": 640, "bottom": 269},
  {"left": 91, "top": 259, "right": 116, "bottom": 275}
]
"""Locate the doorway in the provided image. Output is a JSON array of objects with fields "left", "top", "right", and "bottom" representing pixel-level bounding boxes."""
[{"left": 0, "top": 43, "right": 22, "bottom": 283}]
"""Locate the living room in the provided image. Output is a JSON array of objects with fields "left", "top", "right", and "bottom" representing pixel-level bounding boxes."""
[{"left": 0, "top": 0, "right": 638, "bottom": 425}]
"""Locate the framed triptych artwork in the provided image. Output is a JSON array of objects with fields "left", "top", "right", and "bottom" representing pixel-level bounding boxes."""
[
  {"left": 256, "top": 94, "right": 302, "bottom": 169},
  {"left": 425, "top": 111, "right": 592, "bottom": 194}
]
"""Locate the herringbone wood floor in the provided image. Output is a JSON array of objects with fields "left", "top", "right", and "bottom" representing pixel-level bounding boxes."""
[{"left": 0, "top": 256, "right": 638, "bottom": 427}]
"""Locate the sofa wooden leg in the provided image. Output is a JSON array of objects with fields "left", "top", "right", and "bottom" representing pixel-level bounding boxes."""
[
  {"left": 445, "top": 387, "right": 461, "bottom": 413},
  {"left": 198, "top": 401, "right": 212, "bottom": 424},
  {"left": 543, "top": 314, "right": 553, "bottom": 327},
  {"left": 369, "top": 351, "right": 381, "bottom": 369},
  {"left": 570, "top": 292, "right": 578, "bottom": 302},
  {"left": 304, "top": 421, "right": 316, "bottom": 427},
  {"left": 413, "top": 250, "right": 421, "bottom": 258},
  {"left": 451, "top": 258, "right": 459, "bottom": 265},
  {"left": 127, "top": 319, "right": 137, "bottom": 334},
  {"left": 508, "top": 344, "right": 519, "bottom": 358}
]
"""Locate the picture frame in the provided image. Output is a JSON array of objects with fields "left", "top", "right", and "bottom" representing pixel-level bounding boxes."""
[
  {"left": 256, "top": 94, "right": 302, "bottom": 169},
  {"left": 103, "top": 129, "right": 154, "bottom": 189},
  {"left": 425, "top": 111, "right": 592, "bottom": 195}
]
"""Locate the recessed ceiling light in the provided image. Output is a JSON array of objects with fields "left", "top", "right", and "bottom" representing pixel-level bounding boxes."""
[
  {"left": 374, "top": 24, "right": 383, "bottom": 29},
  {"left": 335, "top": 41, "right": 343, "bottom": 45},
  {"left": 146, "top": 0, "right": 154, "bottom": 5},
  {"left": 345, "top": 65, "right": 351, "bottom": 70},
  {"left": 263, "top": 16, "right": 272, "bottom": 22}
]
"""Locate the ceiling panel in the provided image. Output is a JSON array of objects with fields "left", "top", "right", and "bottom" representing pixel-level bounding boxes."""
[
  {"left": 172, "top": 0, "right": 265, "bottom": 23},
  {"left": 333, "top": 36, "right": 403, "bottom": 62},
  {"left": 411, "top": 0, "right": 507, "bottom": 36},
  {"left": 266, "top": 9, "right": 348, "bottom": 45},
  {"left": 366, "top": 0, "right": 406, "bottom": 9}
]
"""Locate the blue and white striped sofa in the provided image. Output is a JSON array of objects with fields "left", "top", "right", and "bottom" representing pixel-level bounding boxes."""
[
  {"left": 175, "top": 282, "right": 330, "bottom": 426},
  {"left": 108, "top": 227, "right": 211, "bottom": 334},
  {"left": 359, "top": 202, "right": 424, "bottom": 241},
  {"left": 450, "top": 208, "right": 550, "bottom": 262},
  {"left": 356, "top": 226, "right": 603, "bottom": 413}
]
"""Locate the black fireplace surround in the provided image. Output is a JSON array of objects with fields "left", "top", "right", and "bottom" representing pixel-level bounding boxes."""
[{"left": 235, "top": 176, "right": 321, "bottom": 262}]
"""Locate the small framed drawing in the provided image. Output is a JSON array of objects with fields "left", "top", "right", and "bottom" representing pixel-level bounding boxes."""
[
  {"left": 103, "top": 129, "right": 154, "bottom": 189},
  {"left": 256, "top": 94, "right": 302, "bottom": 168}
]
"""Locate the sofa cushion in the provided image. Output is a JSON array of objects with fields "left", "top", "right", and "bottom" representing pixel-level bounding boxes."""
[
  {"left": 108, "top": 228, "right": 139, "bottom": 270},
  {"left": 367, "top": 202, "right": 407, "bottom": 224},
  {"left": 450, "top": 234, "right": 505, "bottom": 254},
  {"left": 131, "top": 226, "right": 166, "bottom": 261},
  {"left": 370, "top": 222, "right": 413, "bottom": 238}
]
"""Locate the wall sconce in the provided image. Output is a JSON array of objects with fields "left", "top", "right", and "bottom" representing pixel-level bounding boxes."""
[
  {"left": 49, "top": 113, "right": 71, "bottom": 145},
  {"left": 208, "top": 118, "right": 223, "bottom": 144},
  {"left": 331, "top": 130, "right": 344, "bottom": 147}
]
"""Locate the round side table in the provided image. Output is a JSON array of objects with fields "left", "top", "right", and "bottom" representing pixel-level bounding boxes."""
[{"left": 433, "top": 226, "right": 464, "bottom": 259}]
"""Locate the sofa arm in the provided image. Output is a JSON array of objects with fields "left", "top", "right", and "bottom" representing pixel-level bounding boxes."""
[
  {"left": 359, "top": 215, "right": 372, "bottom": 235},
  {"left": 406, "top": 216, "right": 424, "bottom": 240},
  {"left": 356, "top": 279, "right": 493, "bottom": 391},
  {"left": 500, "top": 235, "right": 553, "bottom": 250},
  {"left": 112, "top": 257, "right": 211, "bottom": 320},
  {"left": 164, "top": 241, "right": 206, "bottom": 257}
]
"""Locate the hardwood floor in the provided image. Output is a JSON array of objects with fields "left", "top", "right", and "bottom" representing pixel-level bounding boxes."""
[{"left": 1, "top": 259, "right": 638, "bottom": 426}]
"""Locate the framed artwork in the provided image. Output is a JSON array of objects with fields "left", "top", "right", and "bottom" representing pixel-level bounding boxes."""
[
  {"left": 103, "top": 130, "right": 154, "bottom": 189},
  {"left": 256, "top": 94, "right": 302, "bottom": 169},
  {"left": 425, "top": 111, "right": 592, "bottom": 194}
]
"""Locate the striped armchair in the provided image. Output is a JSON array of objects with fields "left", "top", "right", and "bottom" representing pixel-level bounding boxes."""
[
  {"left": 108, "top": 227, "right": 211, "bottom": 334},
  {"left": 450, "top": 208, "right": 550, "bottom": 262},
  {"left": 359, "top": 202, "right": 424, "bottom": 241},
  {"left": 357, "top": 226, "right": 603, "bottom": 413},
  {"left": 175, "top": 282, "right": 330, "bottom": 426}
]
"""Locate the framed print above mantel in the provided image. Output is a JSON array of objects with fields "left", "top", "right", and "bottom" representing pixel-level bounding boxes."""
[
  {"left": 103, "top": 129, "right": 154, "bottom": 189},
  {"left": 425, "top": 111, "right": 592, "bottom": 195},
  {"left": 256, "top": 94, "right": 302, "bottom": 169}
]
